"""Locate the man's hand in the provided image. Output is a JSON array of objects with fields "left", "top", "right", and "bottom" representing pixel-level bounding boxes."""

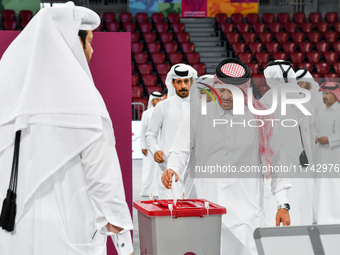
[
  {"left": 276, "top": 209, "right": 291, "bottom": 226},
  {"left": 154, "top": 150, "right": 165, "bottom": 163},
  {"left": 106, "top": 223, "right": 123, "bottom": 234},
  {"left": 317, "top": 136, "right": 329, "bottom": 145},
  {"left": 161, "top": 169, "right": 179, "bottom": 189},
  {"left": 142, "top": 149, "right": 147, "bottom": 156}
]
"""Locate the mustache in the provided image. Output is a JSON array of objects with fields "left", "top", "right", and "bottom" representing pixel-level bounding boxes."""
[
  {"left": 222, "top": 99, "right": 233, "bottom": 102},
  {"left": 179, "top": 89, "right": 188, "bottom": 92}
]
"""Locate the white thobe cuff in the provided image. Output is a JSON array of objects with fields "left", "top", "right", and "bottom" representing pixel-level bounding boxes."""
[
  {"left": 150, "top": 144, "right": 161, "bottom": 155},
  {"left": 329, "top": 134, "right": 340, "bottom": 149},
  {"left": 111, "top": 231, "right": 133, "bottom": 255},
  {"left": 274, "top": 189, "right": 289, "bottom": 206}
]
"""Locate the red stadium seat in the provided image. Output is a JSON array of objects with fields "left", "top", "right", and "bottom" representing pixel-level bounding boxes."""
[
  {"left": 312, "top": 73, "right": 322, "bottom": 83},
  {"left": 107, "top": 22, "right": 119, "bottom": 32},
  {"left": 307, "top": 52, "right": 321, "bottom": 63},
  {"left": 284, "top": 23, "right": 297, "bottom": 33},
  {"left": 132, "top": 86, "right": 143, "bottom": 98},
  {"left": 291, "top": 32, "right": 304, "bottom": 43},
  {"left": 238, "top": 52, "right": 252, "bottom": 63},
  {"left": 300, "top": 22, "right": 313, "bottom": 33},
  {"left": 103, "top": 12, "right": 116, "bottom": 23},
  {"left": 142, "top": 74, "right": 157, "bottom": 86},
  {"left": 315, "top": 63, "right": 330, "bottom": 74},
  {"left": 123, "top": 22, "right": 136, "bottom": 32},
  {"left": 177, "top": 32, "right": 190, "bottom": 43},
  {"left": 333, "top": 22, "right": 340, "bottom": 33},
  {"left": 169, "top": 53, "right": 183, "bottom": 65},
  {"left": 232, "top": 43, "right": 246, "bottom": 55},
  {"left": 19, "top": 10, "right": 33, "bottom": 28},
  {"left": 164, "top": 42, "right": 178, "bottom": 53},
  {"left": 242, "top": 33, "right": 256, "bottom": 44},
  {"left": 139, "top": 22, "right": 152, "bottom": 33},
  {"left": 172, "top": 22, "right": 185, "bottom": 33},
  {"left": 252, "top": 73, "right": 266, "bottom": 88},
  {"left": 181, "top": 42, "right": 195, "bottom": 53},
  {"left": 333, "top": 62, "right": 340, "bottom": 74},
  {"left": 273, "top": 52, "right": 287, "bottom": 60},
  {"left": 290, "top": 52, "right": 304, "bottom": 63},
  {"left": 255, "top": 53, "right": 270, "bottom": 66},
  {"left": 156, "top": 22, "right": 169, "bottom": 33},
  {"left": 152, "top": 13, "right": 164, "bottom": 23},
  {"left": 3, "top": 20, "right": 17, "bottom": 30},
  {"left": 147, "top": 42, "right": 161, "bottom": 53},
  {"left": 316, "top": 22, "right": 329, "bottom": 33},
  {"left": 120, "top": 12, "right": 132, "bottom": 23},
  {"left": 132, "top": 74, "right": 139, "bottom": 87},
  {"left": 277, "top": 13, "right": 290, "bottom": 24},
  {"left": 316, "top": 42, "right": 329, "bottom": 53},
  {"left": 216, "top": 13, "right": 228, "bottom": 25},
  {"left": 282, "top": 42, "right": 296, "bottom": 54},
  {"left": 93, "top": 22, "right": 103, "bottom": 32},
  {"left": 227, "top": 33, "right": 240, "bottom": 44},
  {"left": 298, "top": 63, "right": 313, "bottom": 73},
  {"left": 160, "top": 75, "right": 167, "bottom": 86},
  {"left": 309, "top": 12, "right": 321, "bottom": 24},
  {"left": 143, "top": 32, "right": 156, "bottom": 43},
  {"left": 168, "top": 13, "right": 180, "bottom": 24},
  {"left": 293, "top": 13, "right": 305, "bottom": 23},
  {"left": 192, "top": 63, "right": 206, "bottom": 76},
  {"left": 134, "top": 53, "right": 148, "bottom": 64},
  {"left": 299, "top": 42, "right": 312, "bottom": 53},
  {"left": 266, "top": 42, "right": 279, "bottom": 54},
  {"left": 324, "top": 73, "right": 338, "bottom": 82},
  {"left": 2, "top": 9, "right": 15, "bottom": 20},
  {"left": 147, "top": 86, "right": 162, "bottom": 94},
  {"left": 248, "top": 63, "right": 260, "bottom": 74},
  {"left": 159, "top": 32, "right": 173, "bottom": 43},
  {"left": 276, "top": 32, "right": 289, "bottom": 44},
  {"left": 151, "top": 53, "right": 165, "bottom": 64},
  {"left": 231, "top": 13, "right": 243, "bottom": 24},
  {"left": 308, "top": 32, "right": 321, "bottom": 43},
  {"left": 324, "top": 52, "right": 338, "bottom": 63},
  {"left": 156, "top": 63, "right": 170, "bottom": 75},
  {"left": 133, "top": 97, "right": 148, "bottom": 109},
  {"left": 237, "top": 22, "right": 250, "bottom": 33},
  {"left": 131, "top": 64, "right": 135, "bottom": 74},
  {"left": 21, "top": 20, "right": 30, "bottom": 29},
  {"left": 136, "top": 12, "right": 148, "bottom": 23},
  {"left": 249, "top": 42, "right": 262, "bottom": 54},
  {"left": 253, "top": 23, "right": 266, "bottom": 34},
  {"left": 325, "top": 12, "right": 338, "bottom": 23},
  {"left": 221, "top": 23, "right": 233, "bottom": 34},
  {"left": 186, "top": 52, "right": 200, "bottom": 64},
  {"left": 259, "top": 33, "right": 272, "bottom": 43},
  {"left": 131, "top": 42, "right": 144, "bottom": 53},
  {"left": 138, "top": 63, "right": 153, "bottom": 75},
  {"left": 333, "top": 42, "right": 340, "bottom": 53},
  {"left": 325, "top": 32, "right": 337, "bottom": 43},
  {"left": 269, "top": 23, "right": 281, "bottom": 33},
  {"left": 262, "top": 13, "right": 275, "bottom": 24},
  {"left": 246, "top": 13, "right": 259, "bottom": 24}
]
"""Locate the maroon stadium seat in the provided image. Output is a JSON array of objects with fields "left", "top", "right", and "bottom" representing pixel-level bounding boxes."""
[
  {"left": 277, "top": 13, "right": 290, "bottom": 24},
  {"left": 93, "top": 23, "right": 103, "bottom": 32},
  {"left": 299, "top": 42, "right": 312, "bottom": 53},
  {"left": 309, "top": 12, "right": 321, "bottom": 24},
  {"left": 156, "top": 22, "right": 169, "bottom": 33},
  {"left": 316, "top": 42, "right": 329, "bottom": 53},
  {"left": 246, "top": 13, "right": 259, "bottom": 24},
  {"left": 160, "top": 75, "right": 167, "bottom": 86},
  {"left": 3, "top": 20, "right": 17, "bottom": 30},
  {"left": 159, "top": 32, "right": 173, "bottom": 43},
  {"left": 231, "top": 13, "right": 243, "bottom": 24},
  {"left": 216, "top": 13, "right": 228, "bottom": 25},
  {"left": 312, "top": 73, "right": 322, "bottom": 83},
  {"left": 134, "top": 53, "right": 148, "bottom": 64},
  {"left": 139, "top": 22, "right": 152, "bottom": 33},
  {"left": 147, "top": 86, "right": 162, "bottom": 94},
  {"left": 177, "top": 32, "right": 190, "bottom": 43},
  {"left": 316, "top": 22, "right": 329, "bottom": 33},
  {"left": 131, "top": 64, "right": 135, "bottom": 74},
  {"left": 142, "top": 74, "right": 157, "bottom": 86},
  {"left": 266, "top": 42, "right": 279, "bottom": 54},
  {"left": 143, "top": 32, "right": 156, "bottom": 43},
  {"left": 307, "top": 52, "right": 321, "bottom": 63},
  {"left": 284, "top": 23, "right": 297, "bottom": 33},
  {"left": 269, "top": 23, "right": 281, "bottom": 33},
  {"left": 168, "top": 13, "right": 180, "bottom": 24},
  {"left": 21, "top": 20, "right": 30, "bottom": 29},
  {"left": 232, "top": 43, "right": 246, "bottom": 55},
  {"left": 325, "top": 12, "right": 338, "bottom": 23},
  {"left": 164, "top": 42, "right": 178, "bottom": 53},
  {"left": 138, "top": 63, "right": 153, "bottom": 75},
  {"left": 237, "top": 22, "right": 250, "bottom": 33},
  {"left": 227, "top": 33, "right": 240, "bottom": 44},
  {"left": 308, "top": 32, "right": 321, "bottom": 43},
  {"left": 192, "top": 63, "right": 206, "bottom": 76},
  {"left": 132, "top": 74, "right": 139, "bottom": 86},
  {"left": 248, "top": 63, "right": 260, "bottom": 74},
  {"left": 293, "top": 13, "right": 305, "bottom": 23},
  {"left": 123, "top": 22, "right": 136, "bottom": 32},
  {"left": 298, "top": 63, "right": 313, "bottom": 73},
  {"left": 324, "top": 32, "right": 337, "bottom": 43},
  {"left": 131, "top": 42, "right": 144, "bottom": 53},
  {"left": 19, "top": 10, "right": 33, "bottom": 28},
  {"left": 255, "top": 53, "right": 270, "bottom": 66},
  {"left": 2, "top": 9, "right": 15, "bottom": 20},
  {"left": 282, "top": 42, "right": 296, "bottom": 54},
  {"left": 238, "top": 52, "right": 252, "bottom": 63},
  {"left": 252, "top": 73, "right": 266, "bottom": 87},
  {"left": 147, "top": 42, "right": 161, "bottom": 53},
  {"left": 133, "top": 98, "right": 148, "bottom": 109},
  {"left": 172, "top": 22, "right": 185, "bottom": 33},
  {"left": 333, "top": 22, "right": 340, "bottom": 33},
  {"left": 152, "top": 13, "right": 164, "bottom": 23},
  {"left": 221, "top": 23, "right": 234, "bottom": 34},
  {"left": 107, "top": 22, "right": 119, "bottom": 32},
  {"left": 242, "top": 33, "right": 256, "bottom": 44},
  {"left": 262, "top": 13, "right": 275, "bottom": 24},
  {"left": 249, "top": 42, "right": 262, "bottom": 54},
  {"left": 131, "top": 86, "right": 143, "bottom": 98},
  {"left": 273, "top": 52, "right": 287, "bottom": 60},
  {"left": 103, "top": 12, "right": 116, "bottom": 23},
  {"left": 253, "top": 23, "right": 266, "bottom": 34},
  {"left": 156, "top": 63, "right": 170, "bottom": 75},
  {"left": 186, "top": 52, "right": 200, "bottom": 64},
  {"left": 324, "top": 52, "right": 338, "bottom": 63},
  {"left": 290, "top": 52, "right": 304, "bottom": 63},
  {"left": 291, "top": 32, "right": 304, "bottom": 43},
  {"left": 120, "top": 12, "right": 132, "bottom": 23},
  {"left": 181, "top": 42, "right": 195, "bottom": 53},
  {"left": 324, "top": 73, "right": 338, "bottom": 82},
  {"left": 333, "top": 62, "right": 340, "bottom": 74},
  {"left": 300, "top": 22, "right": 313, "bottom": 33},
  {"left": 315, "top": 63, "right": 330, "bottom": 74},
  {"left": 169, "top": 53, "right": 183, "bottom": 65},
  {"left": 276, "top": 32, "right": 289, "bottom": 44},
  {"left": 333, "top": 42, "right": 340, "bottom": 53},
  {"left": 151, "top": 53, "right": 165, "bottom": 64},
  {"left": 136, "top": 12, "right": 148, "bottom": 23},
  {"left": 259, "top": 32, "right": 272, "bottom": 43}
]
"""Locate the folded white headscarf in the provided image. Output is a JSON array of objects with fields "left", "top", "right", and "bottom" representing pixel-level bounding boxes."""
[{"left": 147, "top": 91, "right": 162, "bottom": 109}]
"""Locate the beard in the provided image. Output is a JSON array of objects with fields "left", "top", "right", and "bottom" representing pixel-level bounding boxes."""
[{"left": 176, "top": 89, "right": 189, "bottom": 98}]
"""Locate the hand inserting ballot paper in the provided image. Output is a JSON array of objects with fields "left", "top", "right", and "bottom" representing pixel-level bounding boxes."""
[{"left": 161, "top": 168, "right": 179, "bottom": 190}]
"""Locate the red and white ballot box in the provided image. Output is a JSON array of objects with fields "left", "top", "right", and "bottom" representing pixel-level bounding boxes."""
[{"left": 133, "top": 199, "right": 226, "bottom": 255}]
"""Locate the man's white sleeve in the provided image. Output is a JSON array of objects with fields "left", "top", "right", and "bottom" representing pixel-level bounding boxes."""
[
  {"left": 146, "top": 104, "right": 162, "bottom": 155},
  {"left": 329, "top": 119, "right": 340, "bottom": 149},
  {"left": 140, "top": 111, "right": 148, "bottom": 150},
  {"left": 80, "top": 120, "right": 133, "bottom": 255}
]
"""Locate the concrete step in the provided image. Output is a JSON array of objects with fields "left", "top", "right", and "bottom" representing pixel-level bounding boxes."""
[
  {"left": 185, "top": 27, "right": 216, "bottom": 33},
  {"left": 199, "top": 52, "right": 228, "bottom": 58},
  {"left": 189, "top": 31, "right": 220, "bottom": 37},
  {"left": 201, "top": 56, "right": 226, "bottom": 63},
  {"left": 180, "top": 18, "right": 216, "bottom": 25},
  {"left": 194, "top": 41, "right": 223, "bottom": 47},
  {"left": 190, "top": 36, "right": 221, "bottom": 42},
  {"left": 206, "top": 67, "right": 217, "bottom": 74},
  {"left": 196, "top": 46, "right": 226, "bottom": 52},
  {"left": 185, "top": 23, "right": 215, "bottom": 29}
]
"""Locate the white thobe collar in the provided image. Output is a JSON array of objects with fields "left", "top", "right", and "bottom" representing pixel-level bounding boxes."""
[
  {"left": 216, "top": 104, "right": 234, "bottom": 118},
  {"left": 172, "top": 93, "right": 190, "bottom": 104},
  {"left": 327, "top": 101, "right": 340, "bottom": 111}
]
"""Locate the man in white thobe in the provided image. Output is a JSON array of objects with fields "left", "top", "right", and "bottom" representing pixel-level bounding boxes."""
[
  {"left": 0, "top": 3, "right": 133, "bottom": 255},
  {"left": 140, "top": 92, "right": 162, "bottom": 197},
  {"left": 315, "top": 82, "right": 340, "bottom": 224},
  {"left": 145, "top": 64, "right": 197, "bottom": 199},
  {"left": 162, "top": 59, "right": 291, "bottom": 255},
  {"left": 260, "top": 60, "right": 315, "bottom": 226}
]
